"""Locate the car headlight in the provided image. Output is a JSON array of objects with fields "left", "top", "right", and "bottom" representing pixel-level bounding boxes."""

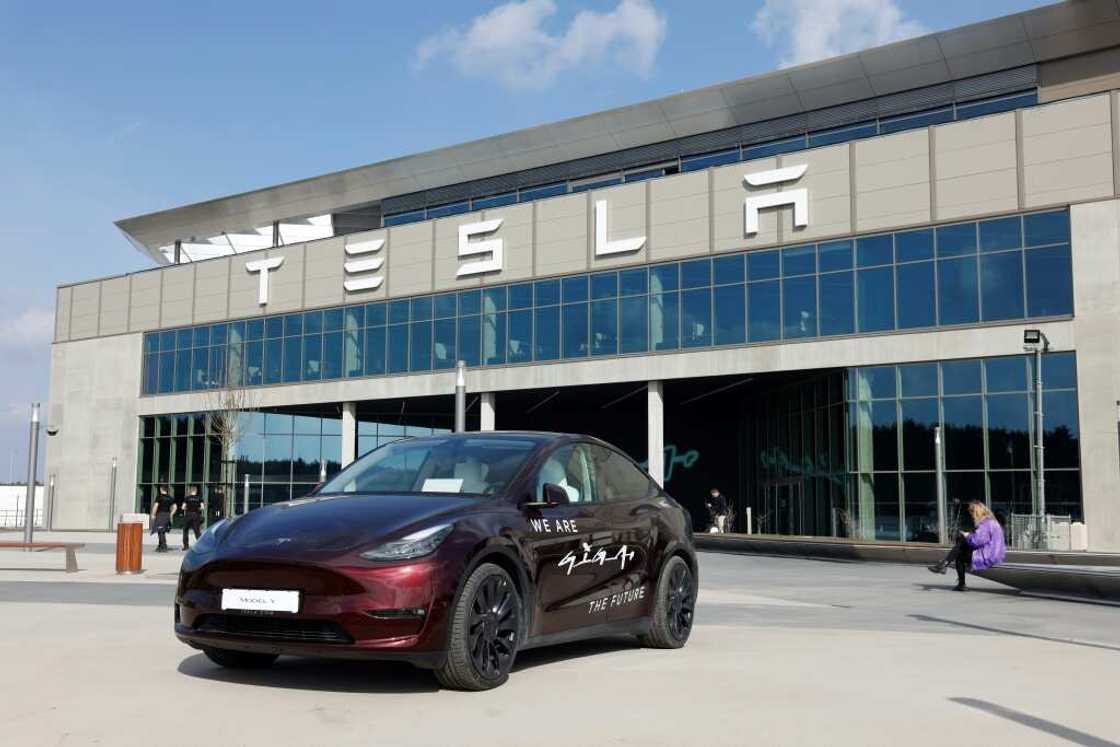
[{"left": 360, "top": 524, "right": 453, "bottom": 562}]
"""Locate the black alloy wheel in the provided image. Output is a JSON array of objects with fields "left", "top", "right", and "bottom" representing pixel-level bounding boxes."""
[
  {"left": 639, "top": 555, "right": 695, "bottom": 649},
  {"left": 435, "top": 563, "right": 522, "bottom": 690}
]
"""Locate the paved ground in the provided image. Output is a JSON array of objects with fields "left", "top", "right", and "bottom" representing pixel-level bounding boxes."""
[{"left": 1, "top": 534, "right": 1119, "bottom": 746}]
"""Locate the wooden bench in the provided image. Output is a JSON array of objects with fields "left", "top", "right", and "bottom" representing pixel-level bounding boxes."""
[{"left": 0, "top": 541, "right": 84, "bottom": 572}]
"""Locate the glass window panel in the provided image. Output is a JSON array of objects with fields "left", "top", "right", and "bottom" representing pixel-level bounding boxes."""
[
  {"left": 483, "top": 313, "right": 506, "bottom": 365},
  {"left": 293, "top": 415, "right": 320, "bottom": 435},
  {"left": 988, "top": 471, "right": 1033, "bottom": 521},
  {"left": 426, "top": 200, "right": 470, "bottom": 219},
  {"left": 263, "top": 339, "right": 282, "bottom": 384},
  {"left": 901, "top": 397, "right": 938, "bottom": 470},
  {"left": 1041, "top": 352, "right": 1076, "bottom": 390},
  {"left": 681, "top": 148, "right": 739, "bottom": 171},
  {"left": 458, "top": 316, "right": 481, "bottom": 366},
  {"left": 534, "top": 280, "right": 560, "bottom": 307},
  {"left": 862, "top": 473, "right": 900, "bottom": 541},
  {"left": 899, "top": 363, "right": 937, "bottom": 398},
  {"left": 858, "top": 366, "right": 896, "bottom": 400},
  {"left": 570, "top": 177, "right": 620, "bottom": 193},
  {"left": 156, "top": 352, "right": 175, "bottom": 393},
  {"left": 979, "top": 251, "right": 1025, "bottom": 321},
  {"left": 1025, "top": 245, "right": 1073, "bottom": 317},
  {"left": 650, "top": 264, "right": 679, "bottom": 293},
  {"left": 945, "top": 472, "right": 986, "bottom": 520},
  {"left": 483, "top": 287, "right": 506, "bottom": 313},
  {"left": 713, "top": 284, "right": 746, "bottom": 345},
  {"left": 619, "top": 268, "right": 648, "bottom": 296},
  {"left": 1044, "top": 470, "right": 1082, "bottom": 522},
  {"left": 177, "top": 328, "right": 193, "bottom": 349},
  {"left": 434, "top": 293, "right": 457, "bottom": 318},
  {"left": 856, "top": 235, "right": 892, "bottom": 267},
  {"left": 473, "top": 192, "right": 517, "bottom": 210},
  {"left": 159, "top": 330, "right": 176, "bottom": 351},
  {"left": 193, "top": 326, "right": 210, "bottom": 348},
  {"left": 857, "top": 267, "right": 895, "bottom": 332},
  {"left": 942, "top": 395, "right": 984, "bottom": 470},
  {"left": 712, "top": 255, "right": 745, "bottom": 285},
  {"left": 174, "top": 349, "right": 192, "bottom": 391},
  {"left": 895, "top": 229, "right": 933, "bottom": 263},
  {"left": 986, "top": 393, "right": 1031, "bottom": 469},
  {"left": 870, "top": 401, "right": 898, "bottom": 471},
  {"left": 681, "top": 288, "right": 711, "bottom": 348},
  {"left": 143, "top": 333, "right": 158, "bottom": 354},
  {"left": 409, "top": 322, "right": 432, "bottom": 371},
  {"left": 624, "top": 168, "right": 665, "bottom": 183},
  {"left": 244, "top": 341, "right": 263, "bottom": 386},
  {"left": 277, "top": 338, "right": 298, "bottom": 383},
  {"left": 748, "top": 250, "right": 780, "bottom": 281},
  {"left": 388, "top": 325, "right": 409, "bottom": 374},
  {"left": 590, "top": 272, "right": 618, "bottom": 299},
  {"left": 263, "top": 433, "right": 292, "bottom": 483},
  {"left": 1023, "top": 210, "right": 1069, "bottom": 247},
  {"left": 343, "top": 327, "right": 363, "bottom": 378},
  {"left": 937, "top": 256, "right": 979, "bottom": 325},
  {"left": 903, "top": 473, "right": 939, "bottom": 542},
  {"left": 743, "top": 135, "right": 807, "bottom": 159},
  {"left": 389, "top": 300, "right": 410, "bottom": 325},
  {"left": 590, "top": 299, "right": 618, "bottom": 356},
  {"left": 880, "top": 106, "right": 954, "bottom": 135},
  {"left": 384, "top": 210, "right": 425, "bottom": 226},
  {"left": 364, "top": 326, "right": 386, "bottom": 375},
  {"left": 985, "top": 357, "right": 1027, "bottom": 393},
  {"left": 936, "top": 222, "right": 977, "bottom": 257},
  {"left": 366, "top": 302, "right": 387, "bottom": 326},
  {"left": 344, "top": 305, "right": 364, "bottom": 330},
  {"left": 681, "top": 259, "right": 711, "bottom": 289},
  {"left": 191, "top": 347, "right": 209, "bottom": 390},
  {"left": 941, "top": 360, "right": 981, "bottom": 394},
  {"left": 562, "top": 276, "right": 588, "bottom": 304},
  {"left": 208, "top": 346, "right": 226, "bottom": 388},
  {"left": 534, "top": 306, "right": 559, "bottom": 361},
  {"left": 301, "top": 334, "right": 322, "bottom": 381},
  {"left": 519, "top": 182, "right": 566, "bottom": 202},
  {"left": 562, "top": 303, "right": 589, "bottom": 358},
  {"left": 895, "top": 262, "right": 936, "bottom": 329},
  {"left": 980, "top": 216, "right": 1022, "bottom": 252},
  {"left": 747, "top": 280, "right": 780, "bottom": 342},
  {"left": 809, "top": 121, "right": 877, "bottom": 147},
  {"left": 1043, "top": 390, "right": 1080, "bottom": 468},
  {"left": 411, "top": 296, "right": 433, "bottom": 322},
  {"left": 142, "top": 354, "right": 158, "bottom": 394},
  {"left": 508, "top": 284, "right": 532, "bottom": 309},
  {"left": 956, "top": 91, "right": 1036, "bottom": 120},
  {"left": 619, "top": 296, "right": 648, "bottom": 353},
  {"left": 265, "top": 317, "right": 284, "bottom": 339},
  {"left": 284, "top": 313, "right": 304, "bottom": 336},
  {"left": 818, "top": 241, "right": 852, "bottom": 272},
  {"left": 650, "top": 293, "right": 680, "bottom": 350},
  {"left": 819, "top": 272, "right": 854, "bottom": 336},
  {"left": 433, "top": 318, "right": 457, "bottom": 369},
  {"left": 507, "top": 311, "right": 531, "bottom": 363},
  {"left": 321, "top": 435, "right": 342, "bottom": 476},
  {"left": 782, "top": 245, "right": 815, "bottom": 276},
  {"left": 782, "top": 275, "right": 817, "bottom": 338}
]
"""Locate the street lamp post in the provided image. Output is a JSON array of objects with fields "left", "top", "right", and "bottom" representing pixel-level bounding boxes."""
[
  {"left": 454, "top": 360, "right": 467, "bottom": 433},
  {"left": 1024, "top": 330, "right": 1049, "bottom": 537},
  {"left": 23, "top": 403, "right": 41, "bottom": 544}
]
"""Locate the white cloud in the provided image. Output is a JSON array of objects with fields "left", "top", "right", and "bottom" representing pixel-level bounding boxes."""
[
  {"left": 415, "top": 0, "right": 667, "bottom": 90},
  {"left": 0, "top": 308, "right": 54, "bottom": 348},
  {"left": 752, "top": 0, "right": 927, "bottom": 68}
]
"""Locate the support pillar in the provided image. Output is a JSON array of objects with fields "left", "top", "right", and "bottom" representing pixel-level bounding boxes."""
[
  {"left": 480, "top": 392, "right": 496, "bottom": 432},
  {"left": 341, "top": 402, "right": 357, "bottom": 467},
  {"left": 647, "top": 381, "right": 665, "bottom": 487}
]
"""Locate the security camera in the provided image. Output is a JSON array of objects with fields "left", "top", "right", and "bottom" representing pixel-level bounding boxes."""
[{"left": 46, "top": 425, "right": 60, "bottom": 436}]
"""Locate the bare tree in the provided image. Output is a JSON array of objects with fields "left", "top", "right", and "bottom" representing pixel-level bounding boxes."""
[{"left": 200, "top": 358, "right": 257, "bottom": 517}]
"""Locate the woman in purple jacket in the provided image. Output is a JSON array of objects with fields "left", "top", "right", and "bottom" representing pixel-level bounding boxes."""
[{"left": 928, "top": 501, "right": 1007, "bottom": 591}]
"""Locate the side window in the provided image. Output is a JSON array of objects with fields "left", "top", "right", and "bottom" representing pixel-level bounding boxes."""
[
  {"left": 536, "top": 445, "right": 597, "bottom": 503},
  {"left": 589, "top": 445, "right": 652, "bottom": 502}
]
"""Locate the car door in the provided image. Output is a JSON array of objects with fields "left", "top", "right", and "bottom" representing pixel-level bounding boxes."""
[
  {"left": 522, "top": 443, "right": 615, "bottom": 636},
  {"left": 586, "top": 444, "right": 659, "bottom": 624}
]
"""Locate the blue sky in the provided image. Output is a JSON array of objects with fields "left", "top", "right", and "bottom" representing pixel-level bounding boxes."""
[{"left": 0, "top": 0, "right": 1049, "bottom": 478}]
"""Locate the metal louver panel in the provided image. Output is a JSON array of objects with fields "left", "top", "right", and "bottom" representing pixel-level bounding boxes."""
[
  {"left": 876, "top": 83, "right": 954, "bottom": 117},
  {"left": 954, "top": 65, "right": 1037, "bottom": 102},
  {"left": 676, "top": 127, "right": 742, "bottom": 158},
  {"left": 740, "top": 113, "right": 809, "bottom": 145},
  {"left": 807, "top": 100, "right": 878, "bottom": 130}
]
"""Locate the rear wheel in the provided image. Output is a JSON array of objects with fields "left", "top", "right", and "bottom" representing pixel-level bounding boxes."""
[
  {"left": 202, "top": 647, "right": 279, "bottom": 669},
  {"left": 435, "top": 563, "right": 521, "bottom": 691},
  {"left": 639, "top": 555, "right": 695, "bottom": 649}
]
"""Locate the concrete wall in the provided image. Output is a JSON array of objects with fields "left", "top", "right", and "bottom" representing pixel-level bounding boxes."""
[
  {"left": 54, "top": 93, "right": 1120, "bottom": 343},
  {"left": 45, "top": 334, "right": 143, "bottom": 530}
]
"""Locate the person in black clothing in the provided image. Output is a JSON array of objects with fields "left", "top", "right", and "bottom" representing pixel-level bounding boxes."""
[
  {"left": 706, "top": 488, "right": 730, "bottom": 533},
  {"left": 150, "top": 485, "right": 177, "bottom": 552},
  {"left": 182, "top": 485, "right": 206, "bottom": 550}
]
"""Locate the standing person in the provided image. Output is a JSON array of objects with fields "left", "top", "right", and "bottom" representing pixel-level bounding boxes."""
[
  {"left": 210, "top": 487, "right": 226, "bottom": 525},
  {"left": 706, "top": 488, "right": 730, "bottom": 533},
  {"left": 182, "top": 485, "right": 206, "bottom": 550},
  {"left": 150, "top": 485, "right": 177, "bottom": 553},
  {"left": 928, "top": 500, "right": 1006, "bottom": 591}
]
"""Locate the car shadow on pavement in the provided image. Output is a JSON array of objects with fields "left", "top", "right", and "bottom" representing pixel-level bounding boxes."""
[
  {"left": 512, "top": 635, "right": 641, "bottom": 672},
  {"left": 177, "top": 653, "right": 440, "bottom": 694}
]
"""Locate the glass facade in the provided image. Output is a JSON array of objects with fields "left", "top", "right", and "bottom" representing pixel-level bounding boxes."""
[
  {"left": 748, "top": 353, "right": 1081, "bottom": 542},
  {"left": 141, "top": 210, "right": 1073, "bottom": 396},
  {"left": 135, "top": 411, "right": 449, "bottom": 514}
]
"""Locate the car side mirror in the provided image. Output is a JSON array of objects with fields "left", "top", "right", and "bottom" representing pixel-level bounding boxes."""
[{"left": 522, "top": 483, "right": 571, "bottom": 509}]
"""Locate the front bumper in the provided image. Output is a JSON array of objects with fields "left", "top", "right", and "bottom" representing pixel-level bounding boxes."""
[{"left": 175, "top": 557, "right": 450, "bottom": 668}]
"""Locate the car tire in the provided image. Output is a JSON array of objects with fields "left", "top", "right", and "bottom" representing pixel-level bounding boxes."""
[
  {"left": 202, "top": 647, "right": 279, "bottom": 669},
  {"left": 639, "top": 555, "right": 695, "bottom": 649},
  {"left": 435, "top": 562, "right": 522, "bottom": 691}
]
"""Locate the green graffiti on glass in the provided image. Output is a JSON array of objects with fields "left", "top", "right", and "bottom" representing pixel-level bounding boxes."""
[{"left": 640, "top": 444, "right": 699, "bottom": 482}]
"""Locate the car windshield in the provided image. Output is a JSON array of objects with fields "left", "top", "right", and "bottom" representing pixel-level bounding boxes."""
[{"left": 318, "top": 436, "right": 542, "bottom": 497}]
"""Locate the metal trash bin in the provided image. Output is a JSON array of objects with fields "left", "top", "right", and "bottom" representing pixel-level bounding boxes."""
[{"left": 116, "top": 521, "right": 143, "bottom": 574}]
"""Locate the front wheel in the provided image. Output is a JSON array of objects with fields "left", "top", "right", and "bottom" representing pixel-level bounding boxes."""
[
  {"left": 639, "top": 555, "right": 695, "bottom": 648},
  {"left": 435, "top": 562, "right": 522, "bottom": 691},
  {"left": 202, "top": 647, "right": 278, "bottom": 669}
]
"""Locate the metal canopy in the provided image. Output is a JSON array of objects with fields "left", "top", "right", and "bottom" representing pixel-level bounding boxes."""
[{"left": 117, "top": 0, "right": 1120, "bottom": 264}]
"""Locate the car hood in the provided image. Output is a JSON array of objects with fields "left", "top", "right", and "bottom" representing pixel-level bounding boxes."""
[{"left": 217, "top": 493, "right": 480, "bottom": 558}]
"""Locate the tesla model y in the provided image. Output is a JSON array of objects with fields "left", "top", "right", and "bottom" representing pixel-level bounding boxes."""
[{"left": 175, "top": 432, "right": 697, "bottom": 690}]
